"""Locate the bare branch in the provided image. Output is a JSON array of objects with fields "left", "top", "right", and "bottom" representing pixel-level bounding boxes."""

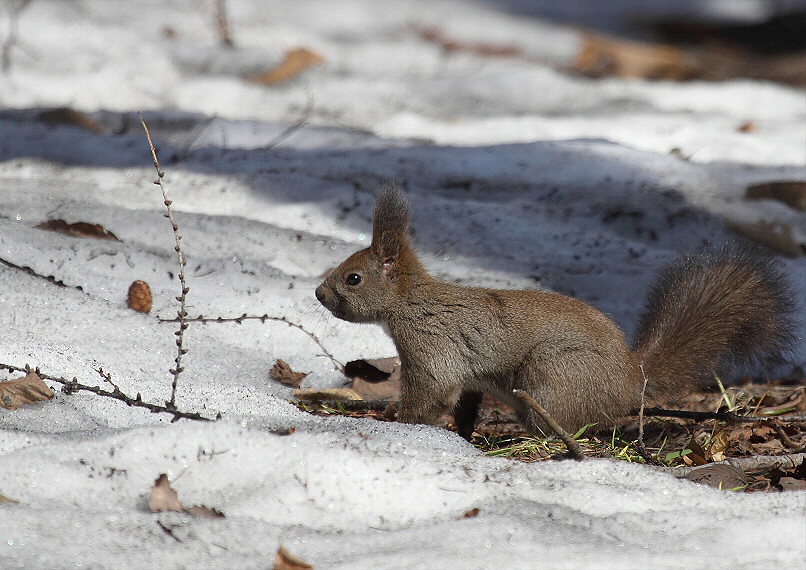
[
  {"left": 1, "top": 363, "right": 214, "bottom": 422},
  {"left": 138, "top": 112, "right": 190, "bottom": 408},
  {"left": 159, "top": 313, "right": 343, "bottom": 370}
]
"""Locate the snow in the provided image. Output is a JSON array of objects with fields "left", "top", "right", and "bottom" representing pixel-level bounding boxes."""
[{"left": 1, "top": 0, "right": 805, "bottom": 568}]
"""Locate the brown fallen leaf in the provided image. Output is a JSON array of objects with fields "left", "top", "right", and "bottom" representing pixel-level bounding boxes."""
[
  {"left": 415, "top": 25, "right": 523, "bottom": 58},
  {"left": 726, "top": 220, "right": 805, "bottom": 257},
  {"left": 184, "top": 505, "right": 225, "bottom": 519},
  {"left": 345, "top": 357, "right": 402, "bottom": 400},
  {"left": 737, "top": 120, "right": 755, "bottom": 133},
  {"left": 148, "top": 473, "right": 224, "bottom": 518},
  {"left": 574, "top": 33, "right": 695, "bottom": 80},
  {"left": 292, "top": 388, "right": 362, "bottom": 402},
  {"left": 38, "top": 107, "right": 103, "bottom": 134},
  {"left": 148, "top": 473, "right": 184, "bottom": 513},
  {"left": 0, "top": 371, "right": 54, "bottom": 410},
  {"left": 457, "top": 507, "right": 480, "bottom": 519},
  {"left": 248, "top": 48, "right": 325, "bottom": 85},
  {"left": 270, "top": 359, "right": 308, "bottom": 388},
  {"left": 35, "top": 219, "right": 120, "bottom": 241},
  {"left": 686, "top": 463, "right": 748, "bottom": 490},
  {"left": 274, "top": 546, "right": 313, "bottom": 570},
  {"left": 127, "top": 280, "right": 153, "bottom": 313},
  {"left": 746, "top": 181, "right": 806, "bottom": 212},
  {"left": 0, "top": 493, "right": 18, "bottom": 504}
]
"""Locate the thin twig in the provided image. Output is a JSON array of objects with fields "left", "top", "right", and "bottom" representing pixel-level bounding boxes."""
[
  {"left": 643, "top": 408, "right": 806, "bottom": 423},
  {"left": 214, "top": 0, "right": 233, "bottom": 47},
  {"left": 1, "top": 363, "right": 213, "bottom": 422},
  {"left": 513, "top": 389, "right": 586, "bottom": 460},
  {"left": 634, "top": 363, "right": 659, "bottom": 464},
  {"left": 1, "top": 0, "right": 34, "bottom": 73},
  {"left": 0, "top": 255, "right": 81, "bottom": 290},
  {"left": 158, "top": 313, "right": 343, "bottom": 370},
  {"left": 139, "top": 112, "right": 190, "bottom": 409},
  {"left": 265, "top": 86, "right": 314, "bottom": 150}
]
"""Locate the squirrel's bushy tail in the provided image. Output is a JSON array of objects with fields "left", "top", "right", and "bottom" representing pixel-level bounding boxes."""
[{"left": 633, "top": 244, "right": 796, "bottom": 400}]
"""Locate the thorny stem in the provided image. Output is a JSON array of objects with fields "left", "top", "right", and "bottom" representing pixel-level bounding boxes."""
[
  {"left": 139, "top": 112, "right": 189, "bottom": 409},
  {"left": 158, "top": 313, "right": 343, "bottom": 370},
  {"left": 1, "top": 363, "right": 213, "bottom": 422}
]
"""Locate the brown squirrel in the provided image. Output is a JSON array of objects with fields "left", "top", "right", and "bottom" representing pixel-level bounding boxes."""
[{"left": 316, "top": 185, "right": 796, "bottom": 439}]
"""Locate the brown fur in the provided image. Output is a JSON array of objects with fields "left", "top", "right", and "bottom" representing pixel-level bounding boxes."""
[{"left": 315, "top": 185, "right": 796, "bottom": 437}]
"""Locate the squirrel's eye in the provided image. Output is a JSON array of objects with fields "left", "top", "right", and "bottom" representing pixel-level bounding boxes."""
[{"left": 346, "top": 273, "right": 362, "bottom": 286}]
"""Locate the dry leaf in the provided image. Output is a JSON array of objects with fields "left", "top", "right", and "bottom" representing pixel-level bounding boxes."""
[
  {"left": 292, "top": 388, "right": 362, "bottom": 402},
  {"left": 149, "top": 474, "right": 184, "bottom": 513},
  {"left": 127, "top": 280, "right": 153, "bottom": 313},
  {"left": 0, "top": 493, "right": 18, "bottom": 504},
  {"left": 273, "top": 546, "right": 313, "bottom": 570},
  {"left": 36, "top": 219, "right": 120, "bottom": 241},
  {"left": 746, "top": 181, "right": 806, "bottom": 212},
  {"left": 575, "top": 34, "right": 695, "bottom": 80},
  {"left": 185, "top": 505, "right": 225, "bottom": 519},
  {"left": 726, "top": 220, "right": 805, "bottom": 257},
  {"left": 270, "top": 359, "right": 308, "bottom": 388},
  {"left": 148, "top": 473, "right": 225, "bottom": 518},
  {"left": 345, "top": 357, "right": 402, "bottom": 400},
  {"left": 248, "top": 48, "right": 325, "bottom": 85},
  {"left": 737, "top": 120, "right": 755, "bottom": 133},
  {"left": 0, "top": 371, "right": 54, "bottom": 410},
  {"left": 38, "top": 107, "right": 103, "bottom": 134},
  {"left": 415, "top": 26, "right": 523, "bottom": 57},
  {"left": 686, "top": 464, "right": 748, "bottom": 489},
  {"left": 457, "top": 507, "right": 480, "bottom": 519}
]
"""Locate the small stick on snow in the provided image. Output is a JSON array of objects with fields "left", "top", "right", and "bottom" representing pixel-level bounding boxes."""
[
  {"left": 513, "top": 389, "right": 586, "bottom": 461},
  {"left": 138, "top": 112, "right": 189, "bottom": 409}
]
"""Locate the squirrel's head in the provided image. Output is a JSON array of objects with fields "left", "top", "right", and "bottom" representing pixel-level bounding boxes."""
[{"left": 315, "top": 184, "right": 424, "bottom": 323}]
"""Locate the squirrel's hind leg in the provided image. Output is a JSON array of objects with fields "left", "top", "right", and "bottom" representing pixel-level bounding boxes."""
[{"left": 452, "top": 391, "right": 483, "bottom": 441}]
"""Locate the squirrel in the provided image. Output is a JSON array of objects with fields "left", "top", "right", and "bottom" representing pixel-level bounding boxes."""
[{"left": 315, "top": 184, "right": 796, "bottom": 439}]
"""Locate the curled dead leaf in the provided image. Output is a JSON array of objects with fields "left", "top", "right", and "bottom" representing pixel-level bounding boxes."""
[
  {"left": 248, "top": 48, "right": 325, "bottom": 85},
  {"left": 127, "top": 280, "right": 153, "bottom": 313},
  {"left": 148, "top": 473, "right": 224, "bottom": 518},
  {"left": 345, "top": 357, "right": 401, "bottom": 400},
  {"left": 0, "top": 371, "right": 54, "bottom": 410},
  {"left": 292, "top": 388, "right": 362, "bottom": 402},
  {"left": 0, "top": 493, "right": 18, "bottom": 504},
  {"left": 38, "top": 107, "right": 103, "bottom": 134},
  {"left": 148, "top": 473, "right": 183, "bottom": 513},
  {"left": 35, "top": 219, "right": 120, "bottom": 241},
  {"left": 457, "top": 507, "right": 480, "bottom": 519},
  {"left": 270, "top": 359, "right": 308, "bottom": 388},
  {"left": 273, "top": 546, "right": 313, "bottom": 570}
]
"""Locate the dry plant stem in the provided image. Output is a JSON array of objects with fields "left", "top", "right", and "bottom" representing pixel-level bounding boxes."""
[
  {"left": 1, "top": 363, "right": 213, "bottom": 422},
  {"left": 0, "top": 255, "right": 80, "bottom": 290},
  {"left": 513, "top": 389, "right": 586, "bottom": 460},
  {"left": 634, "top": 363, "right": 659, "bottom": 465},
  {"left": 159, "top": 313, "right": 343, "bottom": 370},
  {"left": 214, "top": 0, "right": 233, "bottom": 47},
  {"left": 266, "top": 86, "right": 314, "bottom": 150},
  {"left": 643, "top": 407, "right": 806, "bottom": 423},
  {"left": 139, "top": 112, "right": 190, "bottom": 409},
  {"left": 1, "top": 0, "right": 33, "bottom": 73}
]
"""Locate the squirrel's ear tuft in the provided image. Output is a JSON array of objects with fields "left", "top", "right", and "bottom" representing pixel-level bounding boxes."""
[{"left": 371, "top": 183, "right": 410, "bottom": 261}]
